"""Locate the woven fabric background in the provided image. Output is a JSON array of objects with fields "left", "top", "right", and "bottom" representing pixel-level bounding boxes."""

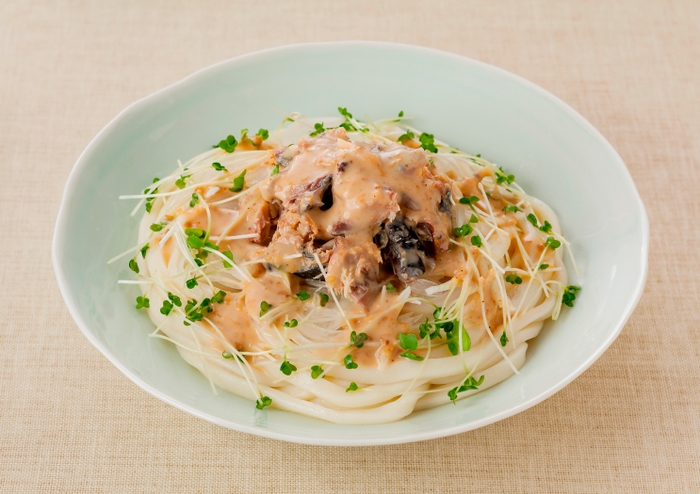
[{"left": 1, "top": 0, "right": 699, "bottom": 492}]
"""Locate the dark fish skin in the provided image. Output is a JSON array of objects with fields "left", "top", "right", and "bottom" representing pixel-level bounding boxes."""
[
  {"left": 294, "top": 175, "right": 333, "bottom": 213},
  {"left": 293, "top": 265, "right": 323, "bottom": 279},
  {"left": 292, "top": 242, "right": 333, "bottom": 279},
  {"left": 374, "top": 215, "right": 427, "bottom": 282},
  {"left": 399, "top": 193, "right": 421, "bottom": 211},
  {"left": 274, "top": 146, "right": 297, "bottom": 167},
  {"left": 438, "top": 191, "right": 452, "bottom": 220},
  {"left": 374, "top": 229, "right": 389, "bottom": 250},
  {"left": 284, "top": 150, "right": 449, "bottom": 284},
  {"left": 415, "top": 222, "right": 436, "bottom": 257},
  {"left": 319, "top": 182, "right": 333, "bottom": 211}
]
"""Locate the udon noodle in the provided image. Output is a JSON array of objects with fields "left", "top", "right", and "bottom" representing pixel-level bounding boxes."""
[{"left": 114, "top": 110, "right": 579, "bottom": 424}]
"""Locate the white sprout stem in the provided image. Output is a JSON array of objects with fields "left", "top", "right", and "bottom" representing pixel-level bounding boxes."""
[
  {"left": 119, "top": 180, "right": 230, "bottom": 200},
  {"left": 158, "top": 220, "right": 179, "bottom": 247},
  {"left": 202, "top": 247, "right": 251, "bottom": 282},
  {"left": 107, "top": 240, "right": 150, "bottom": 265},
  {"left": 478, "top": 182, "right": 500, "bottom": 227},
  {"left": 210, "top": 233, "right": 258, "bottom": 241},
  {"left": 513, "top": 247, "right": 549, "bottom": 319},
  {"left": 173, "top": 224, "right": 216, "bottom": 291},
  {"left": 478, "top": 248, "right": 506, "bottom": 275},
  {"left": 208, "top": 177, "right": 265, "bottom": 206},
  {"left": 313, "top": 253, "right": 354, "bottom": 332},
  {"left": 259, "top": 299, "right": 297, "bottom": 324},
  {"left": 205, "top": 316, "right": 262, "bottom": 399},
  {"left": 400, "top": 335, "right": 432, "bottom": 397},
  {"left": 477, "top": 280, "right": 519, "bottom": 375},
  {"left": 201, "top": 193, "right": 212, "bottom": 237}
]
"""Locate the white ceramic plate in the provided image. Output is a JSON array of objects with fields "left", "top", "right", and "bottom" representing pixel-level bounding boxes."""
[{"left": 53, "top": 42, "right": 648, "bottom": 446}]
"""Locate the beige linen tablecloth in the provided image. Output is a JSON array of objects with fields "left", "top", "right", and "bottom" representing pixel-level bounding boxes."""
[{"left": 2, "top": 1, "right": 699, "bottom": 492}]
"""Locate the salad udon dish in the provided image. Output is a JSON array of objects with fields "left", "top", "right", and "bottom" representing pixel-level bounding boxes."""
[{"left": 112, "top": 109, "right": 580, "bottom": 424}]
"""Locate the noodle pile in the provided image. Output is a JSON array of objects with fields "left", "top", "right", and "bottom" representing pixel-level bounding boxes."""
[{"left": 114, "top": 111, "right": 578, "bottom": 424}]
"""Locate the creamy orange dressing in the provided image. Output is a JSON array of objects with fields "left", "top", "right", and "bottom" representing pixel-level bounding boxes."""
[
  {"left": 274, "top": 130, "right": 449, "bottom": 246},
  {"left": 127, "top": 112, "right": 580, "bottom": 425},
  {"left": 242, "top": 271, "right": 294, "bottom": 321},
  {"left": 143, "top": 123, "right": 566, "bottom": 379},
  {"left": 160, "top": 236, "right": 175, "bottom": 265},
  {"left": 157, "top": 130, "right": 507, "bottom": 365},
  {"left": 351, "top": 291, "right": 410, "bottom": 367},
  {"left": 255, "top": 129, "right": 454, "bottom": 304},
  {"left": 429, "top": 247, "right": 467, "bottom": 279},
  {"left": 181, "top": 204, "right": 240, "bottom": 234},
  {"left": 208, "top": 292, "right": 260, "bottom": 351}
]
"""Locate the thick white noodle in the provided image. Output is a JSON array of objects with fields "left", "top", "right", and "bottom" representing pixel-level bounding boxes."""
[{"left": 124, "top": 117, "right": 573, "bottom": 424}]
